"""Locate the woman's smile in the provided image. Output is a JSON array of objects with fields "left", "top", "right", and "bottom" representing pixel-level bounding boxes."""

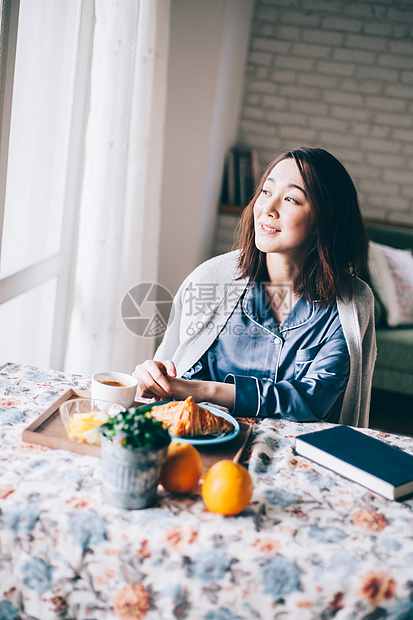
[{"left": 259, "top": 222, "right": 281, "bottom": 234}]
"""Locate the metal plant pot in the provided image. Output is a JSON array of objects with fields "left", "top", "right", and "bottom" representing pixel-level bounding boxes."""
[{"left": 101, "top": 436, "right": 169, "bottom": 509}]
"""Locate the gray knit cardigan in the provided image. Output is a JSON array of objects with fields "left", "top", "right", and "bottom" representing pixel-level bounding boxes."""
[{"left": 155, "top": 251, "right": 377, "bottom": 427}]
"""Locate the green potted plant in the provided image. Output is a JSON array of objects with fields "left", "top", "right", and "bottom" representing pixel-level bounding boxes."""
[{"left": 99, "top": 408, "right": 171, "bottom": 509}]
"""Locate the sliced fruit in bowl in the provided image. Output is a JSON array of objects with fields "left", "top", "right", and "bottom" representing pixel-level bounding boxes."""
[{"left": 60, "top": 398, "right": 125, "bottom": 446}]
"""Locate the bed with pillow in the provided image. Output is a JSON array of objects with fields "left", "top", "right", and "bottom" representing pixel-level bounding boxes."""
[{"left": 366, "top": 221, "right": 413, "bottom": 396}]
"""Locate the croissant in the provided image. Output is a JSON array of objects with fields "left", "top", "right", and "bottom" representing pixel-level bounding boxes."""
[{"left": 151, "top": 396, "right": 233, "bottom": 437}]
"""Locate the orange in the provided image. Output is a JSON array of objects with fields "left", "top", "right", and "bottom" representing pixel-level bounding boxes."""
[
  {"left": 202, "top": 459, "right": 253, "bottom": 516},
  {"left": 160, "top": 441, "right": 203, "bottom": 494}
]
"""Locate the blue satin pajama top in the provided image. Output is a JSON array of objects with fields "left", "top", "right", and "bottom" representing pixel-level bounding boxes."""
[{"left": 182, "top": 283, "right": 350, "bottom": 421}]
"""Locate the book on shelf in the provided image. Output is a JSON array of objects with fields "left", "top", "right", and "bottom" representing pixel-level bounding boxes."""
[
  {"left": 221, "top": 148, "right": 260, "bottom": 208},
  {"left": 294, "top": 425, "right": 413, "bottom": 501}
]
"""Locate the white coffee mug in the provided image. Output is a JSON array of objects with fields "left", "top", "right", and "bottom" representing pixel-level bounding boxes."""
[{"left": 91, "top": 371, "right": 138, "bottom": 408}]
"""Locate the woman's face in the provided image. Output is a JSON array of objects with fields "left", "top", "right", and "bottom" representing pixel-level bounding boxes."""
[{"left": 254, "top": 158, "right": 315, "bottom": 263}]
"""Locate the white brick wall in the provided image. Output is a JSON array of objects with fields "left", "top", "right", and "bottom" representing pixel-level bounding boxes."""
[
  {"left": 236, "top": 0, "right": 413, "bottom": 225},
  {"left": 212, "top": 213, "right": 239, "bottom": 256}
]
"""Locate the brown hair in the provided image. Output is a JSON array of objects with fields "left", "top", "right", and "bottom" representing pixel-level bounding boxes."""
[{"left": 235, "top": 146, "right": 368, "bottom": 303}]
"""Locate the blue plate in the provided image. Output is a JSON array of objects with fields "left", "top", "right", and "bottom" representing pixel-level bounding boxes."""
[{"left": 137, "top": 401, "right": 240, "bottom": 446}]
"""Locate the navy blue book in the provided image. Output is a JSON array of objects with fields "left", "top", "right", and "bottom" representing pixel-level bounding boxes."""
[{"left": 294, "top": 425, "right": 413, "bottom": 500}]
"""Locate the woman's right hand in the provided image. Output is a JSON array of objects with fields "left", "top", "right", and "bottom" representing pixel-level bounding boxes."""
[{"left": 132, "top": 360, "right": 177, "bottom": 400}]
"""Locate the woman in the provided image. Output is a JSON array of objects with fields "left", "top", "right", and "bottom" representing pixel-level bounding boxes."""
[{"left": 133, "top": 147, "right": 376, "bottom": 426}]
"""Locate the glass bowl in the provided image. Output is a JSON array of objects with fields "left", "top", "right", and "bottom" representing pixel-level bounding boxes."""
[{"left": 60, "top": 398, "right": 125, "bottom": 446}]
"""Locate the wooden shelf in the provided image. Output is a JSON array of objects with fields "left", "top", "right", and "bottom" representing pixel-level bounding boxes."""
[{"left": 219, "top": 203, "right": 245, "bottom": 216}]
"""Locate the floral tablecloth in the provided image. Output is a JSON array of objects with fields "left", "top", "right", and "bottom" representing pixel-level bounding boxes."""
[{"left": 1, "top": 362, "right": 413, "bottom": 620}]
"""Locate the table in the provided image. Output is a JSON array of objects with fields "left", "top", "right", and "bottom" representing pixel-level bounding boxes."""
[{"left": 1, "top": 362, "right": 413, "bottom": 620}]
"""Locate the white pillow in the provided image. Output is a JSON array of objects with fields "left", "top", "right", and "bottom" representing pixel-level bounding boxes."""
[{"left": 368, "top": 241, "right": 413, "bottom": 327}]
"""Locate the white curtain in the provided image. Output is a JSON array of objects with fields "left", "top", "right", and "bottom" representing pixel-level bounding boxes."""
[{"left": 65, "top": 0, "right": 170, "bottom": 376}]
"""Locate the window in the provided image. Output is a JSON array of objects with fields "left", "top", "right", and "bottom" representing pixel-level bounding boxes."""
[{"left": 0, "top": 0, "right": 94, "bottom": 369}]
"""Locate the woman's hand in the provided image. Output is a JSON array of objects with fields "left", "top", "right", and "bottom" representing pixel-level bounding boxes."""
[
  {"left": 133, "top": 360, "right": 235, "bottom": 410},
  {"left": 133, "top": 360, "right": 177, "bottom": 400}
]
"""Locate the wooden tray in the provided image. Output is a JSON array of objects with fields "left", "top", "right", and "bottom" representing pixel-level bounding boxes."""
[
  {"left": 22, "top": 389, "right": 253, "bottom": 468},
  {"left": 198, "top": 424, "right": 252, "bottom": 472},
  {"left": 22, "top": 388, "right": 101, "bottom": 457}
]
